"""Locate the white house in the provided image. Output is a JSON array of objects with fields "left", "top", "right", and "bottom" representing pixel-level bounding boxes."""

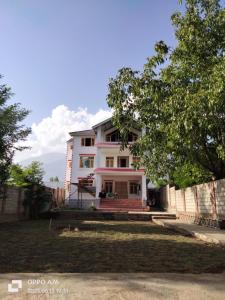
[{"left": 65, "top": 118, "right": 151, "bottom": 210}]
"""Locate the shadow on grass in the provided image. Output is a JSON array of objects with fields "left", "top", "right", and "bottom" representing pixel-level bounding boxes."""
[{"left": 0, "top": 220, "right": 225, "bottom": 273}]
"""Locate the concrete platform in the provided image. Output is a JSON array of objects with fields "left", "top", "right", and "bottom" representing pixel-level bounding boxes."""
[
  {"left": 58, "top": 210, "right": 176, "bottom": 221},
  {"left": 153, "top": 218, "right": 225, "bottom": 246}
]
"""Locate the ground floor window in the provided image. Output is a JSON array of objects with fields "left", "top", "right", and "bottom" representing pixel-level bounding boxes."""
[{"left": 129, "top": 182, "right": 139, "bottom": 194}]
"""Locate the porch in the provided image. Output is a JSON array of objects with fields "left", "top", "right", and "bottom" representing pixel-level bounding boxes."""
[
  {"left": 96, "top": 174, "right": 146, "bottom": 198},
  {"left": 95, "top": 172, "right": 147, "bottom": 211}
]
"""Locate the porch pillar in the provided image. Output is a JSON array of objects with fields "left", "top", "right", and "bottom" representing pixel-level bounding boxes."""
[
  {"left": 141, "top": 175, "right": 147, "bottom": 207},
  {"left": 95, "top": 174, "right": 102, "bottom": 199}
]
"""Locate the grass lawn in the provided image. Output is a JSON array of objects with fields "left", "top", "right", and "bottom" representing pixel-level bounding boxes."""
[{"left": 0, "top": 220, "right": 225, "bottom": 273}]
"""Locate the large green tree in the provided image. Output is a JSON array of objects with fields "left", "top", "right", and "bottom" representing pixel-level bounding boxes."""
[
  {"left": 0, "top": 76, "right": 31, "bottom": 183},
  {"left": 107, "top": 0, "right": 225, "bottom": 187},
  {"left": 7, "top": 161, "right": 45, "bottom": 187}
]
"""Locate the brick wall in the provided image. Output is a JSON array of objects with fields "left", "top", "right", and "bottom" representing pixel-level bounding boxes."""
[
  {"left": 0, "top": 185, "right": 25, "bottom": 215},
  {"left": 0, "top": 185, "right": 65, "bottom": 216},
  {"left": 160, "top": 178, "right": 225, "bottom": 222}
]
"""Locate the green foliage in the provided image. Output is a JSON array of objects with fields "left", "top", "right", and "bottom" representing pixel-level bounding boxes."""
[
  {"left": 23, "top": 185, "right": 52, "bottom": 219},
  {"left": 24, "top": 161, "right": 44, "bottom": 185},
  {"left": 7, "top": 161, "right": 45, "bottom": 187},
  {"left": 7, "top": 164, "right": 28, "bottom": 187},
  {"left": 50, "top": 176, "right": 59, "bottom": 182},
  {"left": 107, "top": 0, "right": 225, "bottom": 188},
  {"left": 7, "top": 161, "right": 49, "bottom": 219},
  {"left": 0, "top": 76, "right": 31, "bottom": 183},
  {"left": 171, "top": 162, "right": 212, "bottom": 188}
]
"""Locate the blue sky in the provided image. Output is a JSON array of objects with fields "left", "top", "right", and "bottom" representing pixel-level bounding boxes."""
[{"left": 0, "top": 0, "right": 184, "bottom": 127}]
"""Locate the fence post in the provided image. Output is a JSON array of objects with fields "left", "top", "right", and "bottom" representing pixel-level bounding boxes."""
[
  {"left": 1, "top": 185, "right": 7, "bottom": 213},
  {"left": 17, "top": 188, "right": 22, "bottom": 215},
  {"left": 182, "top": 189, "right": 186, "bottom": 212},
  {"left": 209, "top": 180, "right": 217, "bottom": 220},
  {"left": 193, "top": 186, "right": 199, "bottom": 216}
]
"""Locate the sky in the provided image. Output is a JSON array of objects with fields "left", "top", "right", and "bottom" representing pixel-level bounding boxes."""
[{"left": 0, "top": 0, "right": 185, "bottom": 161}]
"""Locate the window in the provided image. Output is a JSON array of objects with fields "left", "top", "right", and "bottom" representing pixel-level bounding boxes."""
[
  {"left": 128, "top": 132, "right": 138, "bottom": 142},
  {"left": 79, "top": 156, "right": 94, "bottom": 168},
  {"left": 106, "top": 157, "right": 114, "bottom": 167},
  {"left": 117, "top": 156, "right": 129, "bottom": 168},
  {"left": 106, "top": 130, "right": 120, "bottom": 142},
  {"left": 70, "top": 145, "right": 73, "bottom": 150},
  {"left": 81, "top": 137, "right": 95, "bottom": 146},
  {"left": 106, "top": 130, "right": 138, "bottom": 142},
  {"left": 68, "top": 160, "right": 72, "bottom": 168},
  {"left": 130, "top": 182, "right": 139, "bottom": 194},
  {"left": 105, "top": 181, "right": 113, "bottom": 193}
]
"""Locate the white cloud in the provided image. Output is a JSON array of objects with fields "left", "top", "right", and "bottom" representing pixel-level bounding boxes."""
[{"left": 14, "top": 105, "right": 112, "bottom": 162}]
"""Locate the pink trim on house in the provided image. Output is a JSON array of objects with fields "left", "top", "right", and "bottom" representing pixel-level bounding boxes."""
[
  {"left": 96, "top": 143, "right": 120, "bottom": 148},
  {"left": 95, "top": 168, "right": 145, "bottom": 173},
  {"left": 79, "top": 154, "right": 96, "bottom": 156}
]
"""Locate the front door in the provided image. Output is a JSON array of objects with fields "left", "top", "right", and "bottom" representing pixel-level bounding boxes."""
[{"left": 115, "top": 182, "right": 128, "bottom": 199}]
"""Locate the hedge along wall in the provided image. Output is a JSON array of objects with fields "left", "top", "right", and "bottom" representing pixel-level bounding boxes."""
[
  {"left": 0, "top": 185, "right": 65, "bottom": 216},
  {"left": 160, "top": 178, "right": 225, "bottom": 221}
]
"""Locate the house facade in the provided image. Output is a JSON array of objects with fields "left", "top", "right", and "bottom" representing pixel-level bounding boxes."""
[{"left": 65, "top": 118, "right": 150, "bottom": 209}]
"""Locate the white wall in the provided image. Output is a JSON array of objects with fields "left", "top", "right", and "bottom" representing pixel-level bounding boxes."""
[{"left": 71, "top": 136, "right": 97, "bottom": 183}]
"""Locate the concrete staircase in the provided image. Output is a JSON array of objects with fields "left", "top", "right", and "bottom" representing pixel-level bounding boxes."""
[{"left": 99, "top": 199, "right": 147, "bottom": 212}]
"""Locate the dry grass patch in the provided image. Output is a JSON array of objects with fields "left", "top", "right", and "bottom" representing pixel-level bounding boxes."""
[{"left": 0, "top": 220, "right": 225, "bottom": 273}]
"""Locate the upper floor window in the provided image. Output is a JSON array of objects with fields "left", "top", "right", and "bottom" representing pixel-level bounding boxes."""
[
  {"left": 106, "top": 157, "right": 114, "bottom": 167},
  {"left": 117, "top": 156, "right": 129, "bottom": 168},
  {"left": 128, "top": 132, "right": 138, "bottom": 142},
  {"left": 105, "top": 130, "right": 138, "bottom": 142},
  {"left": 79, "top": 156, "right": 94, "bottom": 168},
  {"left": 81, "top": 137, "right": 95, "bottom": 146},
  {"left": 106, "top": 130, "right": 120, "bottom": 142}
]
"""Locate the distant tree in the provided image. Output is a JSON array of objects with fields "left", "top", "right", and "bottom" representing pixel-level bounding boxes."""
[
  {"left": 54, "top": 176, "right": 59, "bottom": 182},
  {"left": 49, "top": 176, "right": 59, "bottom": 183},
  {"left": 0, "top": 75, "right": 31, "bottom": 183},
  {"left": 107, "top": 0, "right": 225, "bottom": 187}
]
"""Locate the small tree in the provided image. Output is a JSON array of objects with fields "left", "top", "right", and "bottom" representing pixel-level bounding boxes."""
[
  {"left": 8, "top": 161, "right": 51, "bottom": 219},
  {"left": 0, "top": 75, "right": 31, "bottom": 183}
]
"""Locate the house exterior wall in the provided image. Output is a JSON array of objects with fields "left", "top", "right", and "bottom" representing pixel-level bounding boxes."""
[
  {"left": 70, "top": 135, "right": 97, "bottom": 182},
  {"left": 65, "top": 120, "right": 151, "bottom": 206},
  {"left": 65, "top": 140, "right": 74, "bottom": 199}
]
